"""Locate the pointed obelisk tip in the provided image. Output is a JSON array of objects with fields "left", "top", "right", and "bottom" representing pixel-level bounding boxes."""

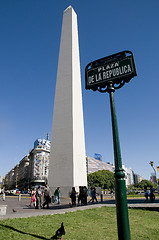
[{"left": 64, "top": 5, "right": 76, "bottom": 14}]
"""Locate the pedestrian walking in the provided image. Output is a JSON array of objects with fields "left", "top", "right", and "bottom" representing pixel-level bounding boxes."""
[
  {"left": 89, "top": 187, "right": 98, "bottom": 203},
  {"left": 43, "top": 186, "right": 51, "bottom": 209},
  {"left": 89, "top": 187, "right": 94, "bottom": 203},
  {"left": 30, "top": 188, "right": 36, "bottom": 207},
  {"left": 92, "top": 187, "right": 98, "bottom": 203},
  {"left": 53, "top": 187, "right": 60, "bottom": 204}
]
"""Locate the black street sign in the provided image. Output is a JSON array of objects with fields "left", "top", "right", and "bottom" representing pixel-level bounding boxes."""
[
  {"left": 85, "top": 50, "right": 137, "bottom": 239},
  {"left": 85, "top": 51, "right": 137, "bottom": 90}
]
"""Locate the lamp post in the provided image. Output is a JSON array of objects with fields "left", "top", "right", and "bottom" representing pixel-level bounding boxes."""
[{"left": 149, "top": 161, "right": 157, "bottom": 184}]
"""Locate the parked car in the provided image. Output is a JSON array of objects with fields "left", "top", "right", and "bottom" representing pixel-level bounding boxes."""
[
  {"left": 16, "top": 189, "right": 21, "bottom": 194},
  {"left": 10, "top": 189, "right": 21, "bottom": 195},
  {"left": 4, "top": 190, "right": 11, "bottom": 195},
  {"left": 22, "top": 190, "right": 28, "bottom": 194},
  {"left": 10, "top": 189, "right": 16, "bottom": 195}
]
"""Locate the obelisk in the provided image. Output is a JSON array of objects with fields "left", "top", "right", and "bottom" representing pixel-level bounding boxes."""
[{"left": 48, "top": 6, "right": 87, "bottom": 196}]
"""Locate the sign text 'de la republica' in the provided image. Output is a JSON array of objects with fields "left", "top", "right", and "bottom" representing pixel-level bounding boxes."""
[{"left": 87, "top": 58, "right": 133, "bottom": 86}]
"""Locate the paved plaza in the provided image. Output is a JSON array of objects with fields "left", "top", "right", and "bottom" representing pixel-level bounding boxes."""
[{"left": 0, "top": 195, "right": 159, "bottom": 220}]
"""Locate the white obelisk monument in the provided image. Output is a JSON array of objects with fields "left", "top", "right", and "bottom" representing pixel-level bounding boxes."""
[{"left": 48, "top": 6, "right": 87, "bottom": 196}]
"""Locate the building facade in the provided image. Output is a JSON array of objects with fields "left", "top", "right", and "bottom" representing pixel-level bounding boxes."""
[
  {"left": 134, "top": 173, "right": 144, "bottom": 185},
  {"left": 28, "top": 139, "right": 50, "bottom": 187},
  {"left": 4, "top": 138, "right": 143, "bottom": 189},
  {"left": 4, "top": 168, "right": 15, "bottom": 189},
  {"left": 17, "top": 155, "right": 30, "bottom": 189},
  {"left": 123, "top": 165, "right": 134, "bottom": 186},
  {"left": 86, "top": 157, "right": 114, "bottom": 174},
  {"left": 4, "top": 138, "right": 51, "bottom": 189}
]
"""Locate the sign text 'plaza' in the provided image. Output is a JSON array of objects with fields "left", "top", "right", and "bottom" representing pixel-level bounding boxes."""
[{"left": 85, "top": 51, "right": 137, "bottom": 90}]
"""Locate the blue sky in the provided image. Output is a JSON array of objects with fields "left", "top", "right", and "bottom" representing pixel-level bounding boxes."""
[{"left": 0, "top": 0, "right": 159, "bottom": 180}]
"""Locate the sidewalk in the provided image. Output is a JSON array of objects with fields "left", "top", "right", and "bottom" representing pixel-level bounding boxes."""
[{"left": 0, "top": 196, "right": 159, "bottom": 220}]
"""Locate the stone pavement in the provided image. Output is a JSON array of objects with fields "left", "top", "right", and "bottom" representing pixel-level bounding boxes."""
[{"left": 0, "top": 195, "right": 159, "bottom": 220}]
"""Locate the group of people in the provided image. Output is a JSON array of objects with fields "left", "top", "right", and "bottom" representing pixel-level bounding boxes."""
[
  {"left": 69, "top": 186, "right": 88, "bottom": 207},
  {"left": 144, "top": 186, "right": 155, "bottom": 203},
  {"left": 30, "top": 185, "right": 61, "bottom": 209},
  {"left": 69, "top": 186, "right": 98, "bottom": 206},
  {"left": 30, "top": 186, "right": 42, "bottom": 208},
  {"left": 78, "top": 186, "right": 88, "bottom": 206}
]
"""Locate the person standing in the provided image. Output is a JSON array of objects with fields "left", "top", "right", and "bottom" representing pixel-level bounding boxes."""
[
  {"left": 18, "top": 193, "right": 21, "bottom": 201},
  {"left": 150, "top": 186, "right": 155, "bottom": 203},
  {"left": 70, "top": 187, "right": 76, "bottom": 206},
  {"left": 78, "top": 186, "right": 82, "bottom": 205},
  {"left": 53, "top": 187, "right": 60, "bottom": 204},
  {"left": 144, "top": 186, "right": 149, "bottom": 203},
  {"left": 2, "top": 188, "right": 5, "bottom": 201},
  {"left": 83, "top": 186, "right": 88, "bottom": 205},
  {"left": 36, "top": 186, "right": 42, "bottom": 209}
]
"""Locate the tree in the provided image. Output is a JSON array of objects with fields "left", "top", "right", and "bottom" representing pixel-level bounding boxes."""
[
  {"left": 134, "top": 180, "right": 154, "bottom": 189},
  {"left": 87, "top": 170, "right": 115, "bottom": 190}
]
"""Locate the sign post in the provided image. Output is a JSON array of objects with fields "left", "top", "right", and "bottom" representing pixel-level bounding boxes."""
[{"left": 85, "top": 51, "right": 137, "bottom": 240}]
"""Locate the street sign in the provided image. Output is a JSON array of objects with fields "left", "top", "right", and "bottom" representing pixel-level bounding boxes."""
[
  {"left": 85, "top": 50, "right": 137, "bottom": 239},
  {"left": 85, "top": 51, "right": 137, "bottom": 90}
]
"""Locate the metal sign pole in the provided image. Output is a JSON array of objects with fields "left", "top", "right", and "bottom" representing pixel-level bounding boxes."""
[
  {"left": 85, "top": 50, "right": 137, "bottom": 240},
  {"left": 107, "top": 82, "right": 131, "bottom": 240}
]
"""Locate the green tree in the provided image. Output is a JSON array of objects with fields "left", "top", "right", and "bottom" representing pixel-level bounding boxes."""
[
  {"left": 134, "top": 180, "right": 154, "bottom": 189},
  {"left": 87, "top": 170, "right": 115, "bottom": 190}
]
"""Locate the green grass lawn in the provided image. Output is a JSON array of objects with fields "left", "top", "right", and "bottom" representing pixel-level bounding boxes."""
[{"left": 0, "top": 207, "right": 159, "bottom": 240}]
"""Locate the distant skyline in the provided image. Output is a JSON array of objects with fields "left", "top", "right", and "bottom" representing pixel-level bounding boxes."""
[{"left": 0, "top": 0, "right": 159, "bottom": 180}]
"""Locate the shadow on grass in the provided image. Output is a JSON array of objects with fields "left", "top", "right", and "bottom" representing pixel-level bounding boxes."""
[{"left": 0, "top": 223, "right": 50, "bottom": 239}]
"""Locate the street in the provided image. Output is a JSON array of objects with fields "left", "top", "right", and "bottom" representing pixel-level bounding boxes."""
[{"left": 0, "top": 194, "right": 159, "bottom": 220}]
